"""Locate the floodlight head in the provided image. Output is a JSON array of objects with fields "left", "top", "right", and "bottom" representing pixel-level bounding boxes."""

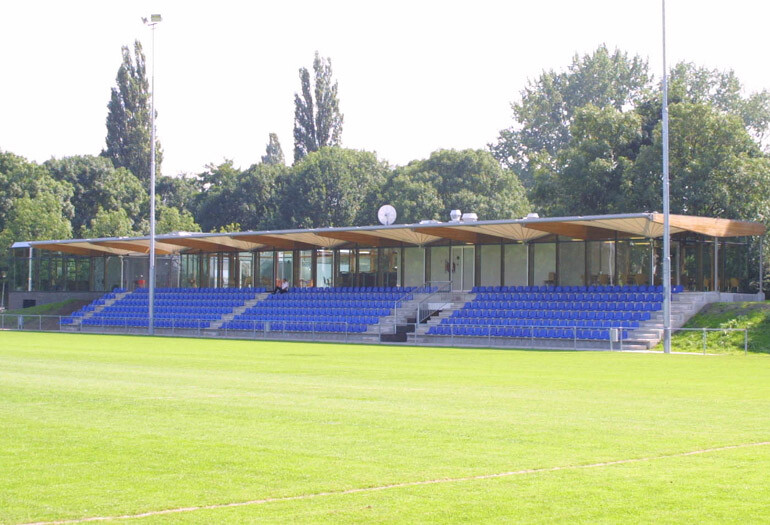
[{"left": 151, "top": 14, "right": 162, "bottom": 22}]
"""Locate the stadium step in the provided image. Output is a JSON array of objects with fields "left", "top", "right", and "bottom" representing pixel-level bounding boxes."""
[{"left": 209, "top": 293, "right": 267, "bottom": 329}]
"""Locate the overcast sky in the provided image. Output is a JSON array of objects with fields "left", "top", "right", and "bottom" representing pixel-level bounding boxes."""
[{"left": 1, "top": 0, "right": 768, "bottom": 177}]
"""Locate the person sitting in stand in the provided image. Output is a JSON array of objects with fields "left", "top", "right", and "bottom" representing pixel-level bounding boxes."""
[{"left": 274, "top": 278, "right": 289, "bottom": 294}]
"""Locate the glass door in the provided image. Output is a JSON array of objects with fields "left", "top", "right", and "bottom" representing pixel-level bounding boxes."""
[{"left": 450, "top": 246, "right": 475, "bottom": 291}]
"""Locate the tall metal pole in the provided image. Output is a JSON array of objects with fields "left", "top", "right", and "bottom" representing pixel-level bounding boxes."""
[
  {"left": 662, "top": 0, "right": 672, "bottom": 353},
  {"left": 145, "top": 15, "right": 161, "bottom": 335}
]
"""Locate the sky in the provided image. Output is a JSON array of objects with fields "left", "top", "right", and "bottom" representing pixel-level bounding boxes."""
[{"left": 1, "top": 0, "right": 769, "bottom": 177}]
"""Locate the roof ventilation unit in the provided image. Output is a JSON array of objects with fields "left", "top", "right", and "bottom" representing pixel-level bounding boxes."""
[
  {"left": 461, "top": 212, "right": 478, "bottom": 222},
  {"left": 449, "top": 209, "right": 462, "bottom": 222}
]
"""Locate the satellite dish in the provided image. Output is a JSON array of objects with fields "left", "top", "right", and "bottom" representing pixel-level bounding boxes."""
[{"left": 378, "top": 204, "right": 397, "bottom": 226}]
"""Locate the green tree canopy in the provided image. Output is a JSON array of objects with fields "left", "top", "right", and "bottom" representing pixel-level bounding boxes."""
[
  {"left": 280, "top": 147, "right": 387, "bottom": 228},
  {"left": 156, "top": 174, "right": 200, "bottom": 215},
  {"left": 193, "top": 161, "right": 285, "bottom": 232},
  {"left": 293, "top": 52, "right": 344, "bottom": 162},
  {"left": 530, "top": 105, "right": 643, "bottom": 216},
  {"left": 156, "top": 205, "right": 201, "bottom": 235},
  {"left": 381, "top": 149, "right": 530, "bottom": 224},
  {"left": 45, "top": 155, "right": 147, "bottom": 236},
  {"left": 490, "top": 45, "right": 651, "bottom": 187},
  {"left": 0, "top": 151, "right": 74, "bottom": 233},
  {"left": 82, "top": 207, "right": 135, "bottom": 238},
  {"left": 0, "top": 193, "right": 73, "bottom": 257},
  {"left": 630, "top": 102, "right": 770, "bottom": 219},
  {"left": 103, "top": 40, "right": 162, "bottom": 182},
  {"left": 262, "top": 133, "right": 285, "bottom": 166}
]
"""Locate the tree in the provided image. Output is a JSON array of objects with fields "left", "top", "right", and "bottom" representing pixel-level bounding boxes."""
[
  {"left": 0, "top": 194, "right": 73, "bottom": 257},
  {"left": 262, "top": 133, "right": 285, "bottom": 166},
  {"left": 490, "top": 45, "right": 651, "bottom": 188},
  {"left": 293, "top": 52, "right": 344, "bottom": 162},
  {"left": 193, "top": 161, "right": 285, "bottom": 232},
  {"left": 280, "top": 147, "right": 387, "bottom": 228},
  {"left": 156, "top": 205, "right": 201, "bottom": 234},
  {"left": 667, "top": 62, "right": 770, "bottom": 142},
  {"left": 0, "top": 151, "right": 74, "bottom": 233},
  {"left": 630, "top": 102, "right": 770, "bottom": 219},
  {"left": 530, "top": 105, "right": 643, "bottom": 216},
  {"left": 381, "top": 149, "right": 530, "bottom": 224},
  {"left": 82, "top": 207, "right": 135, "bottom": 238},
  {"left": 156, "top": 174, "right": 200, "bottom": 214},
  {"left": 103, "top": 40, "right": 162, "bottom": 182},
  {"left": 45, "top": 155, "right": 147, "bottom": 236}
]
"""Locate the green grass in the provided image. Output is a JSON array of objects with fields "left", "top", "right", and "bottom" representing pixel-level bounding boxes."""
[
  {"left": 664, "top": 301, "right": 770, "bottom": 354},
  {"left": 1, "top": 332, "right": 769, "bottom": 524},
  {"left": 2, "top": 299, "right": 77, "bottom": 316}
]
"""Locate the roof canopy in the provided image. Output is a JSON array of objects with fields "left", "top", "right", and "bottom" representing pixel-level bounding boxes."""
[{"left": 13, "top": 213, "right": 766, "bottom": 256}]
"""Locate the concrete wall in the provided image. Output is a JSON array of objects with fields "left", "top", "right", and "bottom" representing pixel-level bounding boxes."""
[{"left": 8, "top": 291, "right": 104, "bottom": 311}]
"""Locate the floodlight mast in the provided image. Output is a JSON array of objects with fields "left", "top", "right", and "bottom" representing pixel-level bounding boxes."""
[
  {"left": 662, "top": 0, "right": 672, "bottom": 354},
  {"left": 144, "top": 14, "right": 161, "bottom": 335}
]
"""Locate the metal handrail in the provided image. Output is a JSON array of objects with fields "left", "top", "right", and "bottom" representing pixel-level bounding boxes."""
[{"left": 417, "top": 281, "right": 452, "bottom": 323}]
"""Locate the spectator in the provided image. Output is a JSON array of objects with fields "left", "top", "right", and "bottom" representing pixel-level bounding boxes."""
[{"left": 274, "top": 278, "right": 289, "bottom": 294}]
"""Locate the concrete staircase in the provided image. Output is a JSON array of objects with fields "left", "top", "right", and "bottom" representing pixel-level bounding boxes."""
[
  {"left": 209, "top": 293, "right": 268, "bottom": 329},
  {"left": 621, "top": 291, "right": 759, "bottom": 350},
  {"left": 68, "top": 291, "right": 128, "bottom": 326},
  {"left": 412, "top": 291, "right": 476, "bottom": 340}
]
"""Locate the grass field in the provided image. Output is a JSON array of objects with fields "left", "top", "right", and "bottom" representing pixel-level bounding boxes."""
[{"left": 1, "top": 332, "right": 769, "bottom": 524}]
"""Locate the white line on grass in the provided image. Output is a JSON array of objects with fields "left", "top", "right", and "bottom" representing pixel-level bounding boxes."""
[{"left": 21, "top": 441, "right": 770, "bottom": 525}]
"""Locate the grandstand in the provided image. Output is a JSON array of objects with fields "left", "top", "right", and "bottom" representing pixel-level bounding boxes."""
[{"left": 9, "top": 212, "right": 766, "bottom": 350}]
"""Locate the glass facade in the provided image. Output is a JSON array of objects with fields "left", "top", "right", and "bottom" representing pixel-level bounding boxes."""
[
  {"left": 403, "top": 247, "right": 424, "bottom": 287},
  {"left": 559, "top": 240, "right": 585, "bottom": 287},
  {"left": 8, "top": 231, "right": 759, "bottom": 296},
  {"left": 430, "top": 246, "right": 450, "bottom": 285},
  {"left": 316, "top": 249, "right": 333, "bottom": 287},
  {"left": 277, "top": 251, "right": 293, "bottom": 286},
  {"left": 533, "top": 242, "right": 556, "bottom": 286},
  {"left": 480, "top": 245, "right": 501, "bottom": 287},
  {"left": 381, "top": 248, "right": 401, "bottom": 287},
  {"left": 299, "top": 250, "right": 313, "bottom": 287},
  {"left": 504, "top": 244, "right": 528, "bottom": 286},
  {"left": 258, "top": 251, "right": 274, "bottom": 289}
]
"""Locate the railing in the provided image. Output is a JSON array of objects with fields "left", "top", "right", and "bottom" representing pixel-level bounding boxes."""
[
  {"left": 0, "top": 314, "right": 752, "bottom": 354},
  {"left": 411, "top": 321, "right": 637, "bottom": 351},
  {"left": 0, "top": 314, "right": 371, "bottom": 343},
  {"left": 667, "top": 327, "right": 749, "bottom": 355},
  {"left": 417, "top": 281, "right": 452, "bottom": 323}
]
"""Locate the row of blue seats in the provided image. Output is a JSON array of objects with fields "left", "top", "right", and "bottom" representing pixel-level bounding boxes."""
[
  {"left": 101, "top": 306, "right": 235, "bottom": 315},
  {"left": 151, "top": 300, "right": 247, "bottom": 307},
  {"left": 461, "top": 302, "right": 662, "bottom": 312},
  {"left": 235, "top": 313, "right": 381, "bottom": 324},
  {"left": 106, "top": 304, "right": 240, "bottom": 312},
  {"left": 428, "top": 325, "right": 629, "bottom": 340},
  {"left": 289, "top": 286, "right": 416, "bottom": 293},
  {"left": 92, "top": 312, "right": 223, "bottom": 321},
  {"left": 256, "top": 300, "right": 396, "bottom": 309},
  {"left": 471, "top": 285, "right": 682, "bottom": 294},
  {"left": 473, "top": 292, "right": 664, "bottom": 302},
  {"left": 268, "top": 292, "right": 410, "bottom": 301},
  {"left": 223, "top": 320, "right": 369, "bottom": 333},
  {"left": 454, "top": 310, "right": 651, "bottom": 321},
  {"left": 81, "top": 318, "right": 211, "bottom": 329},
  {"left": 442, "top": 318, "right": 640, "bottom": 329},
  {"left": 246, "top": 307, "right": 390, "bottom": 317},
  {"left": 119, "top": 297, "right": 249, "bottom": 305},
  {"left": 133, "top": 287, "right": 266, "bottom": 294}
]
